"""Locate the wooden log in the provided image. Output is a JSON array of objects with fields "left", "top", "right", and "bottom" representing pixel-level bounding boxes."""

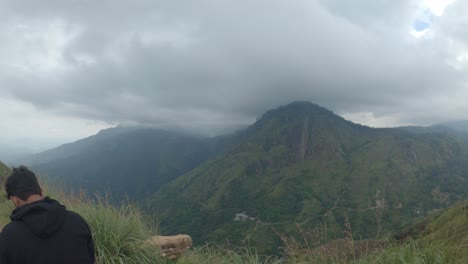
[{"left": 147, "top": 234, "right": 192, "bottom": 260}]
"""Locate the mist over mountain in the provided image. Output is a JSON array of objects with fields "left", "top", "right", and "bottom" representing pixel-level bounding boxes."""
[
  {"left": 434, "top": 120, "right": 468, "bottom": 133},
  {"left": 0, "top": 145, "right": 36, "bottom": 164},
  {"left": 398, "top": 120, "right": 468, "bottom": 143}
]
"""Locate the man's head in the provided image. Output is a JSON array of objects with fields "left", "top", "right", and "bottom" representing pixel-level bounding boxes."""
[{"left": 5, "top": 166, "right": 43, "bottom": 207}]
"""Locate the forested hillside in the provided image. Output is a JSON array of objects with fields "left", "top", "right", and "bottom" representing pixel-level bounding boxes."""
[
  {"left": 152, "top": 102, "right": 468, "bottom": 253},
  {"left": 28, "top": 128, "right": 233, "bottom": 200}
]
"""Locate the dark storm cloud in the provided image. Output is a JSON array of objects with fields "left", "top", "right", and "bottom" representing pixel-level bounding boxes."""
[{"left": 1, "top": 0, "right": 467, "bottom": 133}]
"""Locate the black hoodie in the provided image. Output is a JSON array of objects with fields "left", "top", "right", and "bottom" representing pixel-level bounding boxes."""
[{"left": 0, "top": 197, "right": 95, "bottom": 264}]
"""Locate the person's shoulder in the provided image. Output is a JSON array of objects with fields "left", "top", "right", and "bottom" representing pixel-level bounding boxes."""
[
  {"left": 66, "top": 209, "right": 85, "bottom": 219},
  {"left": 65, "top": 210, "right": 91, "bottom": 228},
  {"left": 0, "top": 221, "right": 23, "bottom": 238}
]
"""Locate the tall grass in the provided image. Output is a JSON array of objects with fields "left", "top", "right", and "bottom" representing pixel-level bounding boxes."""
[
  {"left": 73, "top": 200, "right": 166, "bottom": 264},
  {"left": 178, "top": 245, "right": 282, "bottom": 264},
  {"left": 275, "top": 203, "right": 467, "bottom": 264},
  {"left": 1, "top": 179, "right": 466, "bottom": 264},
  {"left": 356, "top": 239, "right": 459, "bottom": 264},
  {"left": 41, "top": 184, "right": 168, "bottom": 264}
]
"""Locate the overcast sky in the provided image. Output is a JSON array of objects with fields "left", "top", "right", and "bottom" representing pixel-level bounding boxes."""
[{"left": 1, "top": 0, "right": 467, "bottom": 153}]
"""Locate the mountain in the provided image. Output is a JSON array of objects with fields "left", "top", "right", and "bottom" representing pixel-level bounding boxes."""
[
  {"left": 16, "top": 101, "right": 468, "bottom": 254},
  {"left": 19, "top": 126, "right": 141, "bottom": 166},
  {"left": 25, "top": 127, "right": 235, "bottom": 200},
  {"left": 151, "top": 102, "right": 468, "bottom": 253}
]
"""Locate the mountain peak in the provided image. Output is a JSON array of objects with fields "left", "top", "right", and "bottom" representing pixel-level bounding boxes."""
[
  {"left": 262, "top": 101, "right": 331, "bottom": 116},
  {"left": 250, "top": 101, "right": 358, "bottom": 135}
]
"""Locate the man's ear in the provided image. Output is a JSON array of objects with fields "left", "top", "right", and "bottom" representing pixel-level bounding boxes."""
[{"left": 10, "top": 196, "right": 23, "bottom": 207}]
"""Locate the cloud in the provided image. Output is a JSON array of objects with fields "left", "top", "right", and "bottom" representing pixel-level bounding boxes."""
[
  {"left": 424, "top": 0, "right": 456, "bottom": 16},
  {"left": 0, "top": 97, "right": 110, "bottom": 151},
  {"left": 0, "top": 0, "right": 467, "bottom": 143}
]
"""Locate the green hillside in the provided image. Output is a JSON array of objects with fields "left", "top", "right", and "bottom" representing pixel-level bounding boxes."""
[
  {"left": 354, "top": 202, "right": 468, "bottom": 264},
  {"left": 152, "top": 102, "right": 468, "bottom": 253},
  {"left": 0, "top": 161, "right": 10, "bottom": 184},
  {"left": 30, "top": 128, "right": 229, "bottom": 200},
  {"left": 277, "top": 201, "right": 468, "bottom": 264}
]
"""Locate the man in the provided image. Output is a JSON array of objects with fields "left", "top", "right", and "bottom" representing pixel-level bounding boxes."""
[{"left": 0, "top": 166, "right": 95, "bottom": 263}]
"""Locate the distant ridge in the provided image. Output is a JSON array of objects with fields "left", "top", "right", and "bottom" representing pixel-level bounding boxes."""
[
  {"left": 23, "top": 127, "right": 234, "bottom": 200},
  {"left": 435, "top": 120, "right": 468, "bottom": 132},
  {"left": 20, "top": 126, "right": 141, "bottom": 165}
]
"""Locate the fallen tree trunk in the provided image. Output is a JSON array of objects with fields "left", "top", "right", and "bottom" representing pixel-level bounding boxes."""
[{"left": 147, "top": 234, "right": 192, "bottom": 260}]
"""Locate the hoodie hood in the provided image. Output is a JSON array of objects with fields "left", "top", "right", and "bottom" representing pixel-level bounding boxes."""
[{"left": 10, "top": 197, "right": 67, "bottom": 238}]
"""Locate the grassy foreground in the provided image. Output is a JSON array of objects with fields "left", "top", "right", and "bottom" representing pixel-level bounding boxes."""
[
  {"left": 0, "top": 187, "right": 169, "bottom": 264},
  {"left": 177, "top": 202, "right": 467, "bottom": 264},
  {"left": 0, "top": 172, "right": 466, "bottom": 263}
]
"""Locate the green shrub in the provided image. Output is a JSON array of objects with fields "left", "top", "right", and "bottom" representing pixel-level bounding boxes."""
[{"left": 71, "top": 200, "right": 166, "bottom": 264}]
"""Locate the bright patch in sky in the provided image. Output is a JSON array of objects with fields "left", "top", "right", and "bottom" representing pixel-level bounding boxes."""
[
  {"left": 424, "top": 0, "right": 456, "bottom": 16},
  {"left": 410, "top": 0, "right": 456, "bottom": 37},
  {"left": 413, "top": 19, "right": 431, "bottom": 31},
  {"left": 340, "top": 112, "right": 411, "bottom": 128}
]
